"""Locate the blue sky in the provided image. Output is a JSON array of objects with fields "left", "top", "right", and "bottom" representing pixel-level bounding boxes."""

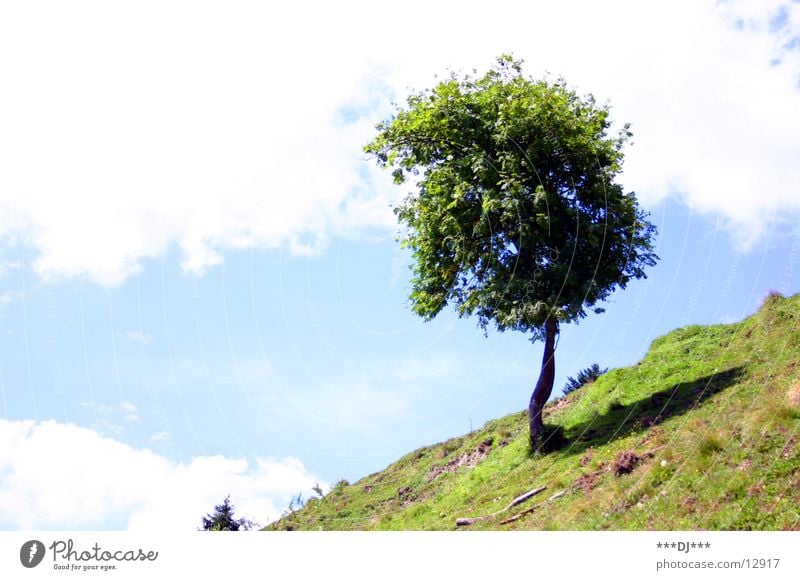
[{"left": 1, "top": 0, "right": 799, "bottom": 530}]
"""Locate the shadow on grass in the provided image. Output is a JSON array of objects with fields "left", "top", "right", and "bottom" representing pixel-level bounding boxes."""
[{"left": 535, "top": 366, "right": 747, "bottom": 456}]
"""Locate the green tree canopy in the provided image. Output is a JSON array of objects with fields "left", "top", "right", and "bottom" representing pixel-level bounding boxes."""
[
  {"left": 365, "top": 55, "right": 658, "bottom": 448},
  {"left": 563, "top": 363, "right": 608, "bottom": 396},
  {"left": 200, "top": 495, "right": 256, "bottom": 531}
]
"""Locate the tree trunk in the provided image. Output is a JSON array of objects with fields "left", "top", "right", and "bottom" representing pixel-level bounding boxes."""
[{"left": 528, "top": 317, "right": 558, "bottom": 451}]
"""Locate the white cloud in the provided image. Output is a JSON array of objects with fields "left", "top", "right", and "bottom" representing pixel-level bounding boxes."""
[
  {"left": 0, "top": 1, "right": 798, "bottom": 286},
  {"left": 122, "top": 401, "right": 140, "bottom": 423},
  {"left": 609, "top": 0, "right": 800, "bottom": 247},
  {"left": 125, "top": 331, "right": 154, "bottom": 346},
  {"left": 0, "top": 419, "right": 323, "bottom": 530}
]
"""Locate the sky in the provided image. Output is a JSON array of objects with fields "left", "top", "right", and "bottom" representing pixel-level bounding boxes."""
[{"left": 0, "top": 0, "right": 799, "bottom": 530}]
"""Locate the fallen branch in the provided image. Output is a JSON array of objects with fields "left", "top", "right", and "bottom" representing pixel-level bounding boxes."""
[
  {"left": 455, "top": 486, "right": 547, "bottom": 527},
  {"left": 508, "top": 487, "right": 548, "bottom": 508},
  {"left": 499, "top": 489, "right": 568, "bottom": 525},
  {"left": 458, "top": 447, "right": 667, "bottom": 526}
]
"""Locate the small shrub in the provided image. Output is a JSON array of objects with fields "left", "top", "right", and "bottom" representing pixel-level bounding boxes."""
[
  {"left": 762, "top": 289, "right": 785, "bottom": 306},
  {"left": 563, "top": 363, "right": 608, "bottom": 396},
  {"left": 285, "top": 492, "right": 305, "bottom": 514},
  {"left": 698, "top": 434, "right": 724, "bottom": 456},
  {"left": 437, "top": 442, "right": 460, "bottom": 459},
  {"left": 200, "top": 495, "right": 257, "bottom": 531}
]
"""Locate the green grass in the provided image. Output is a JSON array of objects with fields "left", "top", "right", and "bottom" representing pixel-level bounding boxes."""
[{"left": 266, "top": 292, "right": 800, "bottom": 531}]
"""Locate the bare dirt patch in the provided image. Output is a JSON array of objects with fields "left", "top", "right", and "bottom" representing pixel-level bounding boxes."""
[
  {"left": 544, "top": 396, "right": 577, "bottom": 417},
  {"left": 428, "top": 439, "right": 493, "bottom": 481},
  {"left": 747, "top": 483, "right": 763, "bottom": 497},
  {"left": 396, "top": 485, "right": 424, "bottom": 506},
  {"left": 575, "top": 471, "right": 600, "bottom": 493},
  {"left": 579, "top": 448, "right": 595, "bottom": 467},
  {"left": 612, "top": 451, "right": 640, "bottom": 476}
]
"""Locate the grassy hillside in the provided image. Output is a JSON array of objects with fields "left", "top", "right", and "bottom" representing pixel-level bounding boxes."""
[{"left": 267, "top": 292, "right": 800, "bottom": 530}]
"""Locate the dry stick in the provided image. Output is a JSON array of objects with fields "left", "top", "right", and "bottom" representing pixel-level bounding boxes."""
[
  {"left": 496, "top": 446, "right": 667, "bottom": 526},
  {"left": 508, "top": 486, "right": 548, "bottom": 508},
  {"left": 499, "top": 489, "right": 569, "bottom": 525},
  {"left": 457, "top": 447, "right": 667, "bottom": 526},
  {"left": 455, "top": 486, "right": 547, "bottom": 527}
]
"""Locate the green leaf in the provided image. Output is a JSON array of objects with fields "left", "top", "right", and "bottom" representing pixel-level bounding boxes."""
[{"left": 363, "top": 54, "right": 658, "bottom": 338}]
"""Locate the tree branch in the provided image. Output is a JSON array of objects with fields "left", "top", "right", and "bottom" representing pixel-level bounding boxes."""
[
  {"left": 455, "top": 485, "right": 547, "bottom": 527},
  {"left": 499, "top": 489, "right": 569, "bottom": 525}
]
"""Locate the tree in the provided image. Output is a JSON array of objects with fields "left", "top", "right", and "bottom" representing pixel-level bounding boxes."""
[
  {"left": 200, "top": 495, "right": 256, "bottom": 531},
  {"left": 365, "top": 55, "right": 658, "bottom": 450},
  {"left": 563, "top": 363, "right": 608, "bottom": 396}
]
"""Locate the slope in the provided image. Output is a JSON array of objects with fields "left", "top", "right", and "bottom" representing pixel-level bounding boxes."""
[{"left": 266, "top": 291, "right": 800, "bottom": 530}]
